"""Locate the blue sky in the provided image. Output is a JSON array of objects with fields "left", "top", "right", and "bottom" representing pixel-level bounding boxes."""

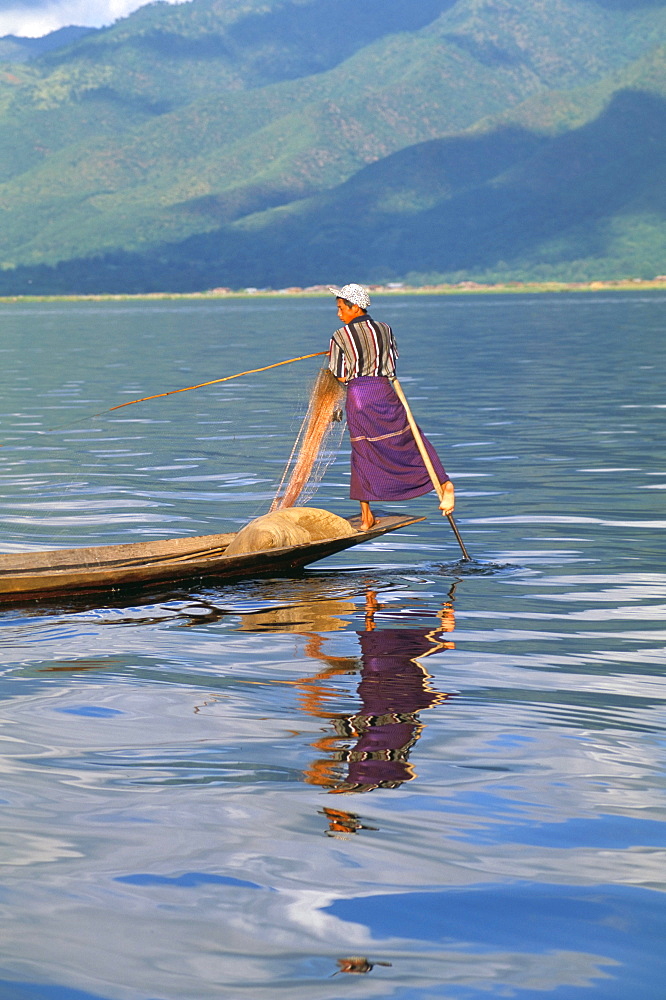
[{"left": 0, "top": 0, "right": 188, "bottom": 37}]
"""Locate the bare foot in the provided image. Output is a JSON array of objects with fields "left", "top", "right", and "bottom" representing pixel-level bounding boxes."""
[
  {"left": 439, "top": 481, "right": 455, "bottom": 516},
  {"left": 359, "top": 501, "right": 376, "bottom": 531}
]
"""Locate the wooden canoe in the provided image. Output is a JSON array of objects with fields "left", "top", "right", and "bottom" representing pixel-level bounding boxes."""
[{"left": 0, "top": 513, "right": 424, "bottom": 603}]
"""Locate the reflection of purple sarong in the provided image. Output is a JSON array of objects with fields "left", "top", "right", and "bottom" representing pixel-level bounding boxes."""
[
  {"left": 346, "top": 376, "right": 448, "bottom": 502},
  {"left": 344, "top": 629, "right": 444, "bottom": 789},
  {"left": 357, "top": 629, "right": 442, "bottom": 715}
]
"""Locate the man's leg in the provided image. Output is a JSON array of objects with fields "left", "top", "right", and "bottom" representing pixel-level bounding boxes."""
[{"left": 360, "top": 501, "right": 376, "bottom": 530}]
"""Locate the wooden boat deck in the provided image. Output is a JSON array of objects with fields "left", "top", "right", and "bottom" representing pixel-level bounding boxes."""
[{"left": 0, "top": 513, "right": 425, "bottom": 603}]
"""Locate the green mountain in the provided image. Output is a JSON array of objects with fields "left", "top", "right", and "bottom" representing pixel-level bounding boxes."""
[
  {"left": 0, "top": 26, "right": 95, "bottom": 64},
  {"left": 0, "top": 0, "right": 664, "bottom": 292}
]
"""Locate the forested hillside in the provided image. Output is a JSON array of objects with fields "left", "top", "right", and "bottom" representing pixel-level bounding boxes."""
[{"left": 0, "top": 0, "right": 664, "bottom": 292}]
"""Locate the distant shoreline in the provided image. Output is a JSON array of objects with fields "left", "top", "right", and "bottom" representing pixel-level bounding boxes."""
[{"left": 1, "top": 277, "right": 665, "bottom": 303}]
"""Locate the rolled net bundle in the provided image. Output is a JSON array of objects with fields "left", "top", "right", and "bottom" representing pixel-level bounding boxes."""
[{"left": 271, "top": 368, "right": 346, "bottom": 511}]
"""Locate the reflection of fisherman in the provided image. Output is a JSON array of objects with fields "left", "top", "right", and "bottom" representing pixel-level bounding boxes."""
[
  {"left": 327, "top": 283, "right": 454, "bottom": 531},
  {"left": 301, "top": 589, "right": 455, "bottom": 795},
  {"left": 330, "top": 627, "right": 451, "bottom": 793}
]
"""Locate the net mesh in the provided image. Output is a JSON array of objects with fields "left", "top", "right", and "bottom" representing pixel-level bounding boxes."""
[{"left": 271, "top": 368, "right": 346, "bottom": 511}]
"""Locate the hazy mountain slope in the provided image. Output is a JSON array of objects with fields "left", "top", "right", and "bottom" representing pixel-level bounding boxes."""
[
  {"left": 0, "top": 23, "right": 574, "bottom": 265},
  {"left": 0, "top": 0, "right": 664, "bottom": 289},
  {"left": 0, "top": 27, "right": 95, "bottom": 63},
  {"left": 221, "top": 43, "right": 666, "bottom": 283},
  {"left": 20, "top": 0, "right": 454, "bottom": 115},
  {"left": 4, "top": 83, "right": 662, "bottom": 294}
]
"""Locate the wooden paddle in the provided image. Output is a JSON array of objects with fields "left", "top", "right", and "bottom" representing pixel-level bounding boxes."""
[{"left": 390, "top": 376, "right": 471, "bottom": 561}]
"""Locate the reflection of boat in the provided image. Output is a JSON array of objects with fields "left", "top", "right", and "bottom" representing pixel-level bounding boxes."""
[{"left": 0, "top": 513, "right": 423, "bottom": 604}]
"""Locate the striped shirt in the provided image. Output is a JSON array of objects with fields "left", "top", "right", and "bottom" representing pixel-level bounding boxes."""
[{"left": 328, "top": 315, "right": 398, "bottom": 382}]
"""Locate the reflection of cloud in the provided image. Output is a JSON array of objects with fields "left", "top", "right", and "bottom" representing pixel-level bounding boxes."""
[
  {"left": 0, "top": 0, "right": 187, "bottom": 38},
  {"left": 0, "top": 883, "right": 617, "bottom": 1000},
  {"left": 0, "top": 830, "right": 80, "bottom": 865}
]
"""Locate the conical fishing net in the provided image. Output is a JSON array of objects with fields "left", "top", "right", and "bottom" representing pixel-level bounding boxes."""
[{"left": 271, "top": 368, "right": 346, "bottom": 510}]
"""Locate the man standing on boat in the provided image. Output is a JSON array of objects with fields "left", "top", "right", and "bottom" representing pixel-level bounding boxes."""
[{"left": 327, "top": 283, "right": 454, "bottom": 530}]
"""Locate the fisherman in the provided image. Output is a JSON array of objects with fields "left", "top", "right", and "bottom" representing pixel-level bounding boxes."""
[{"left": 327, "top": 283, "right": 454, "bottom": 530}]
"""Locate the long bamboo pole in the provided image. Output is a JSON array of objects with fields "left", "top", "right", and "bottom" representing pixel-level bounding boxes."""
[
  {"left": 390, "top": 376, "right": 471, "bottom": 561},
  {"left": 106, "top": 351, "right": 329, "bottom": 413},
  {"left": 41, "top": 351, "right": 329, "bottom": 434}
]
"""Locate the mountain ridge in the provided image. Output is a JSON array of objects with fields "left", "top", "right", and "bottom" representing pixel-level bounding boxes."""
[{"left": 0, "top": 0, "right": 664, "bottom": 291}]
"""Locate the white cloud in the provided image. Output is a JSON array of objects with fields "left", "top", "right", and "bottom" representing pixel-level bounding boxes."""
[{"left": 0, "top": 0, "right": 189, "bottom": 38}]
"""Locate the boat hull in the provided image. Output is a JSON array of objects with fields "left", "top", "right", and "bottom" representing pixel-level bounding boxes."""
[{"left": 0, "top": 514, "right": 424, "bottom": 603}]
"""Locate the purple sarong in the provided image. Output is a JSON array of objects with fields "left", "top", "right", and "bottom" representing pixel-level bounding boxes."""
[{"left": 346, "top": 376, "right": 448, "bottom": 502}]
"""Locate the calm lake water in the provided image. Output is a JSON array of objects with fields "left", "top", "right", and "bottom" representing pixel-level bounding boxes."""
[{"left": 0, "top": 293, "right": 664, "bottom": 1000}]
